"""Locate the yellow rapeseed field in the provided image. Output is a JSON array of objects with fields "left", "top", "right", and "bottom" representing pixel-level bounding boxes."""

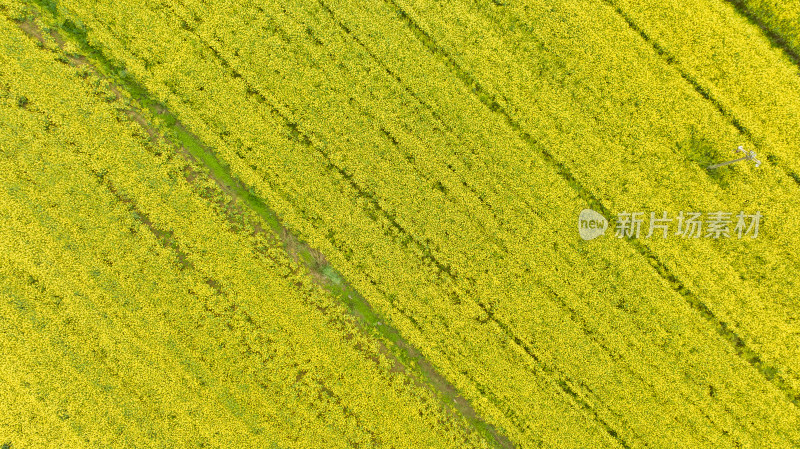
[{"left": 1, "top": 0, "right": 799, "bottom": 447}]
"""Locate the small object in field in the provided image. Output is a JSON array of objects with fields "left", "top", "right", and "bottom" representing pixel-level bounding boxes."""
[{"left": 707, "top": 145, "right": 761, "bottom": 169}]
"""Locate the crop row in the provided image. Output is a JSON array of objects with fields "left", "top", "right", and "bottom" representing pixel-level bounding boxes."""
[{"left": 729, "top": 0, "right": 800, "bottom": 62}]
